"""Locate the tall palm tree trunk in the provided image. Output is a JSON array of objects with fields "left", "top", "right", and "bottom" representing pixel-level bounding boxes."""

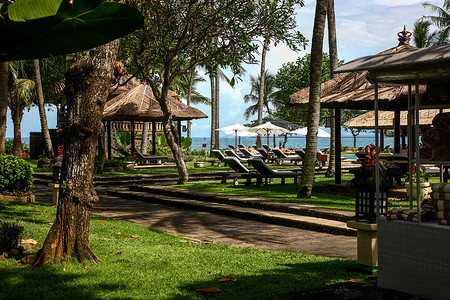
[
  {"left": 33, "top": 59, "right": 55, "bottom": 158},
  {"left": 298, "top": 0, "right": 329, "bottom": 198},
  {"left": 12, "top": 109, "right": 23, "bottom": 157},
  {"left": 141, "top": 122, "right": 149, "bottom": 154},
  {"left": 214, "top": 65, "right": 220, "bottom": 149},
  {"left": 210, "top": 74, "right": 216, "bottom": 150},
  {"left": 326, "top": 0, "right": 337, "bottom": 178},
  {"left": 257, "top": 39, "right": 269, "bottom": 148},
  {"left": 186, "top": 69, "right": 195, "bottom": 141},
  {"left": 0, "top": 62, "right": 8, "bottom": 154}
]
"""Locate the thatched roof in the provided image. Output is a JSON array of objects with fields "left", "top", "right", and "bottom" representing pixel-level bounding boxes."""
[
  {"left": 103, "top": 83, "right": 207, "bottom": 121},
  {"left": 344, "top": 109, "right": 450, "bottom": 129},
  {"left": 287, "top": 44, "right": 425, "bottom": 110}
]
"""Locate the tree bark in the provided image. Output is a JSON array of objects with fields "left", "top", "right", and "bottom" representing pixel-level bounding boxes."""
[
  {"left": 214, "top": 65, "right": 220, "bottom": 149},
  {"left": 186, "top": 69, "right": 195, "bottom": 143},
  {"left": 298, "top": 0, "right": 328, "bottom": 198},
  {"left": 32, "top": 40, "right": 120, "bottom": 268},
  {"left": 210, "top": 74, "right": 216, "bottom": 150},
  {"left": 33, "top": 59, "right": 55, "bottom": 158},
  {"left": 154, "top": 84, "right": 189, "bottom": 184},
  {"left": 141, "top": 122, "right": 149, "bottom": 154},
  {"left": 325, "top": 0, "right": 337, "bottom": 178},
  {"left": 0, "top": 62, "right": 8, "bottom": 154},
  {"left": 256, "top": 39, "right": 269, "bottom": 148},
  {"left": 12, "top": 109, "right": 23, "bottom": 157}
]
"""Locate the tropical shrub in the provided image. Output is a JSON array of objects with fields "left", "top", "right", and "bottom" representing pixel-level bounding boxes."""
[
  {"left": 0, "top": 154, "right": 33, "bottom": 194},
  {"left": 0, "top": 220, "right": 24, "bottom": 252}
]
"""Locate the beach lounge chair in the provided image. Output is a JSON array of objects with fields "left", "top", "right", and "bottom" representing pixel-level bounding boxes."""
[
  {"left": 239, "top": 147, "right": 262, "bottom": 158},
  {"left": 117, "top": 147, "right": 132, "bottom": 157},
  {"left": 294, "top": 148, "right": 305, "bottom": 159},
  {"left": 219, "top": 157, "right": 256, "bottom": 184},
  {"left": 272, "top": 148, "right": 303, "bottom": 165},
  {"left": 228, "top": 144, "right": 236, "bottom": 150},
  {"left": 238, "top": 144, "right": 246, "bottom": 149},
  {"left": 209, "top": 149, "right": 226, "bottom": 166},
  {"left": 224, "top": 149, "right": 248, "bottom": 162},
  {"left": 242, "top": 157, "right": 301, "bottom": 186},
  {"left": 134, "top": 148, "right": 167, "bottom": 164},
  {"left": 256, "top": 148, "right": 277, "bottom": 163},
  {"left": 262, "top": 144, "right": 271, "bottom": 152}
]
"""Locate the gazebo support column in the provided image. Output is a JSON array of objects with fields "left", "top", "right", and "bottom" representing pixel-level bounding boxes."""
[
  {"left": 177, "top": 120, "right": 182, "bottom": 146},
  {"left": 107, "top": 120, "right": 112, "bottom": 160},
  {"left": 152, "top": 121, "right": 156, "bottom": 155},
  {"left": 335, "top": 108, "right": 342, "bottom": 184},
  {"left": 131, "top": 120, "right": 135, "bottom": 160},
  {"left": 394, "top": 110, "right": 401, "bottom": 153}
]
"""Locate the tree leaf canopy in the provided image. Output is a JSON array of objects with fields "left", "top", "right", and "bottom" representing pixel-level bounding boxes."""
[{"left": 0, "top": 0, "right": 143, "bottom": 62}]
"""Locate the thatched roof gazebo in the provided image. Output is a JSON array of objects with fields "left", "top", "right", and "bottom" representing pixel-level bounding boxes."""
[
  {"left": 288, "top": 44, "right": 422, "bottom": 111},
  {"left": 344, "top": 109, "right": 450, "bottom": 130},
  {"left": 103, "top": 83, "right": 207, "bottom": 159},
  {"left": 286, "top": 28, "right": 423, "bottom": 184}
]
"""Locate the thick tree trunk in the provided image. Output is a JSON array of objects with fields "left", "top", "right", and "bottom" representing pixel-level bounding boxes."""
[
  {"left": 32, "top": 41, "right": 120, "bottom": 268},
  {"left": 141, "top": 122, "right": 149, "bottom": 154},
  {"left": 33, "top": 59, "right": 55, "bottom": 158},
  {"left": 298, "top": 0, "right": 328, "bottom": 198},
  {"left": 156, "top": 86, "right": 189, "bottom": 184},
  {"left": 12, "top": 110, "right": 23, "bottom": 157},
  {"left": 326, "top": 0, "right": 337, "bottom": 178},
  {"left": 256, "top": 39, "right": 269, "bottom": 148},
  {"left": 0, "top": 62, "right": 8, "bottom": 154}
]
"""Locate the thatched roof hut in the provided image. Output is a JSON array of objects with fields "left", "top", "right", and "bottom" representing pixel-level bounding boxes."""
[
  {"left": 103, "top": 83, "right": 207, "bottom": 121},
  {"left": 344, "top": 109, "right": 450, "bottom": 130},
  {"left": 287, "top": 44, "right": 424, "bottom": 110}
]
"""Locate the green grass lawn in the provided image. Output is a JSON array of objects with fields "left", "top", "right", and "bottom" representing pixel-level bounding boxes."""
[
  {"left": 171, "top": 174, "right": 421, "bottom": 211},
  {"left": 0, "top": 201, "right": 365, "bottom": 300}
]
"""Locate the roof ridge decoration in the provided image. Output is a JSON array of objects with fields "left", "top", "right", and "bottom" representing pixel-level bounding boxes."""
[{"left": 398, "top": 25, "right": 412, "bottom": 46}]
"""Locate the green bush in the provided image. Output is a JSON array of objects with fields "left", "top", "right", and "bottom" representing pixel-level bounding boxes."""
[
  {"left": 37, "top": 155, "right": 52, "bottom": 168},
  {"left": 95, "top": 159, "right": 123, "bottom": 168},
  {"left": 0, "top": 220, "right": 24, "bottom": 251},
  {"left": 0, "top": 154, "right": 34, "bottom": 194}
]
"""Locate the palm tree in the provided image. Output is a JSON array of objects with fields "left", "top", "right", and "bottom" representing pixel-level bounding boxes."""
[
  {"left": 33, "top": 59, "right": 54, "bottom": 158},
  {"left": 0, "top": 62, "right": 7, "bottom": 154},
  {"left": 326, "top": 0, "right": 338, "bottom": 178},
  {"left": 422, "top": 0, "right": 450, "bottom": 44},
  {"left": 243, "top": 71, "right": 276, "bottom": 120},
  {"left": 298, "top": 0, "right": 329, "bottom": 198},
  {"left": 413, "top": 19, "right": 434, "bottom": 47},
  {"left": 9, "top": 77, "right": 35, "bottom": 157}
]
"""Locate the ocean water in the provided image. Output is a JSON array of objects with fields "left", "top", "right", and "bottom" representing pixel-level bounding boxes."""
[
  {"left": 17, "top": 136, "right": 397, "bottom": 151},
  {"left": 190, "top": 136, "right": 398, "bottom": 151}
]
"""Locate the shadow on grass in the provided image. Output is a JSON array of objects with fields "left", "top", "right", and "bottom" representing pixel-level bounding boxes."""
[
  {"left": 175, "top": 259, "right": 362, "bottom": 300},
  {"left": 0, "top": 265, "right": 125, "bottom": 299}
]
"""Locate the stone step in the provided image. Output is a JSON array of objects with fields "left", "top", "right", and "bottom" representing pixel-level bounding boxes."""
[
  {"left": 108, "top": 188, "right": 356, "bottom": 236},
  {"left": 129, "top": 185, "right": 354, "bottom": 222}
]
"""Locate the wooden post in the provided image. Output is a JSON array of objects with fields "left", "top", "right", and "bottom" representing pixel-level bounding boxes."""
[
  {"left": 131, "top": 120, "right": 135, "bottom": 160},
  {"left": 152, "top": 121, "right": 156, "bottom": 155},
  {"left": 394, "top": 110, "right": 401, "bottom": 153},
  {"left": 335, "top": 108, "right": 341, "bottom": 184},
  {"left": 107, "top": 120, "right": 112, "bottom": 160}
]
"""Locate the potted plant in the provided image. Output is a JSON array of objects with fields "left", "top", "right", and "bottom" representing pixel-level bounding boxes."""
[
  {"left": 0, "top": 154, "right": 34, "bottom": 203},
  {"left": 193, "top": 157, "right": 205, "bottom": 168},
  {"left": 122, "top": 157, "right": 135, "bottom": 170},
  {"left": 405, "top": 169, "right": 430, "bottom": 200}
]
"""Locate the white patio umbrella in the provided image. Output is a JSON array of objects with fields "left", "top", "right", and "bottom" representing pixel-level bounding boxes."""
[
  {"left": 248, "top": 122, "right": 291, "bottom": 147},
  {"left": 291, "top": 127, "right": 331, "bottom": 138},
  {"left": 217, "top": 123, "right": 252, "bottom": 148}
]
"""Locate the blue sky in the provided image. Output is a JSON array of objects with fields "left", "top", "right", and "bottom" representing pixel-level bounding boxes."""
[{"left": 8, "top": 0, "right": 443, "bottom": 139}]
